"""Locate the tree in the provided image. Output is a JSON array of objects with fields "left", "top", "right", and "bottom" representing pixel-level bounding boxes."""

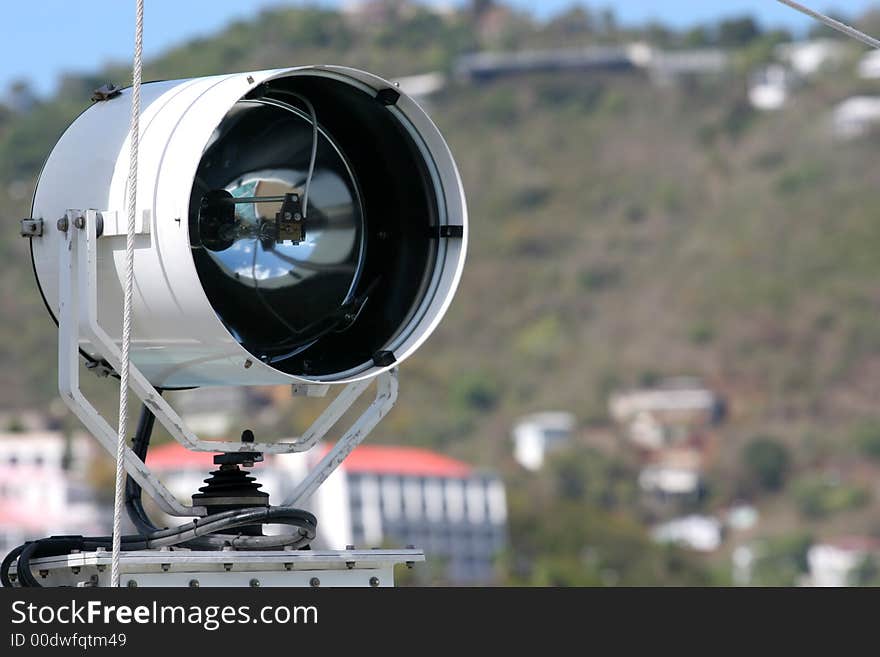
[
  {"left": 742, "top": 437, "right": 790, "bottom": 492},
  {"left": 750, "top": 533, "right": 812, "bottom": 586},
  {"left": 718, "top": 17, "right": 761, "bottom": 47},
  {"left": 852, "top": 422, "right": 880, "bottom": 460}
]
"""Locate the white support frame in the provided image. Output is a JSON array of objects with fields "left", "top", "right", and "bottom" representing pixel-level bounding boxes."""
[{"left": 57, "top": 209, "right": 399, "bottom": 517}]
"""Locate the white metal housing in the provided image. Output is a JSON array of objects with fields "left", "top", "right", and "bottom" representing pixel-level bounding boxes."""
[{"left": 31, "top": 66, "right": 467, "bottom": 388}]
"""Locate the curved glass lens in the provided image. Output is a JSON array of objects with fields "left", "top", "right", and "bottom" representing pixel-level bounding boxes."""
[{"left": 189, "top": 98, "right": 366, "bottom": 363}]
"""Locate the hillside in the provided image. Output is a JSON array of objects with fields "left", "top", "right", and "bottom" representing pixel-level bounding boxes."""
[{"left": 5, "top": 4, "right": 880, "bottom": 584}]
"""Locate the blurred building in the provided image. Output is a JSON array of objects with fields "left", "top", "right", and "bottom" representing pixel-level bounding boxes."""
[
  {"left": 723, "top": 504, "right": 759, "bottom": 532},
  {"left": 652, "top": 515, "right": 722, "bottom": 552},
  {"left": 511, "top": 411, "right": 575, "bottom": 471},
  {"left": 609, "top": 377, "right": 725, "bottom": 451},
  {"left": 148, "top": 441, "right": 508, "bottom": 584},
  {"left": 805, "top": 537, "right": 880, "bottom": 587},
  {"left": 0, "top": 431, "right": 104, "bottom": 553},
  {"left": 638, "top": 447, "right": 704, "bottom": 499},
  {"left": 392, "top": 72, "right": 447, "bottom": 104},
  {"left": 777, "top": 39, "right": 849, "bottom": 77},
  {"left": 749, "top": 64, "right": 795, "bottom": 111},
  {"left": 858, "top": 49, "right": 880, "bottom": 79},
  {"left": 455, "top": 46, "right": 635, "bottom": 82},
  {"left": 831, "top": 96, "right": 880, "bottom": 140},
  {"left": 645, "top": 48, "right": 730, "bottom": 85},
  {"left": 314, "top": 444, "right": 507, "bottom": 584},
  {"left": 168, "top": 386, "right": 274, "bottom": 437}
]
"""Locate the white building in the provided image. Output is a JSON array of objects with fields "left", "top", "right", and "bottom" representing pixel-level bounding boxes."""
[
  {"left": 638, "top": 464, "right": 702, "bottom": 497},
  {"left": 511, "top": 411, "right": 575, "bottom": 471},
  {"left": 749, "top": 64, "right": 795, "bottom": 111},
  {"left": 832, "top": 96, "right": 880, "bottom": 140},
  {"left": 609, "top": 380, "right": 721, "bottom": 426},
  {"left": 777, "top": 39, "right": 849, "bottom": 77},
  {"left": 806, "top": 537, "right": 880, "bottom": 587},
  {"left": 645, "top": 48, "right": 730, "bottom": 85},
  {"left": 724, "top": 504, "right": 759, "bottom": 532},
  {"left": 638, "top": 446, "right": 704, "bottom": 498},
  {"left": 652, "top": 515, "right": 722, "bottom": 552},
  {"left": 0, "top": 431, "right": 104, "bottom": 553},
  {"left": 858, "top": 49, "right": 880, "bottom": 79},
  {"left": 392, "top": 72, "right": 447, "bottom": 103},
  {"left": 610, "top": 379, "right": 724, "bottom": 451},
  {"left": 148, "top": 442, "right": 508, "bottom": 584}
]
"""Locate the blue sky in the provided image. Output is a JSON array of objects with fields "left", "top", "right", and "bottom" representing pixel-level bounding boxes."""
[{"left": 2, "top": 1, "right": 878, "bottom": 96}]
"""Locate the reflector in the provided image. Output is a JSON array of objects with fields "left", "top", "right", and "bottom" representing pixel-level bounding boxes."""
[{"left": 29, "top": 66, "right": 467, "bottom": 387}]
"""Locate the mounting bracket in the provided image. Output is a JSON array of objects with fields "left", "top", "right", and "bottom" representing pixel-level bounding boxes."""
[{"left": 57, "top": 209, "right": 399, "bottom": 518}]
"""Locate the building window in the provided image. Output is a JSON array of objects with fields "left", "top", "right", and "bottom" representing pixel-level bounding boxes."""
[
  {"left": 381, "top": 476, "right": 402, "bottom": 521},
  {"left": 466, "top": 480, "right": 486, "bottom": 524},
  {"left": 445, "top": 479, "right": 465, "bottom": 523},
  {"left": 403, "top": 478, "right": 423, "bottom": 521}
]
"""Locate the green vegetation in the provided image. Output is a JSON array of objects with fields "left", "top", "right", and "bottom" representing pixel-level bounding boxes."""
[
  {"left": 852, "top": 421, "right": 880, "bottom": 460},
  {"left": 850, "top": 556, "right": 880, "bottom": 587},
  {"left": 750, "top": 532, "right": 813, "bottom": 587},
  {"left": 502, "top": 448, "right": 713, "bottom": 586},
  {"left": 742, "top": 438, "right": 791, "bottom": 493},
  {"left": 793, "top": 476, "right": 870, "bottom": 519}
]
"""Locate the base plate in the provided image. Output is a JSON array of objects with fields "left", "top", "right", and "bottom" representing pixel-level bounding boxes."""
[{"left": 13, "top": 548, "right": 425, "bottom": 588}]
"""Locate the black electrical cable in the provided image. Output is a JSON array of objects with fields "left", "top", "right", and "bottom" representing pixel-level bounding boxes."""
[
  {"left": 124, "top": 399, "right": 162, "bottom": 535},
  {"left": 3, "top": 506, "right": 317, "bottom": 587},
  {"left": 16, "top": 542, "right": 46, "bottom": 587},
  {"left": 0, "top": 543, "right": 25, "bottom": 587}
]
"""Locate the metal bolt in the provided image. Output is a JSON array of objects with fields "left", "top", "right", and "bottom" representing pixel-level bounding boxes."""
[
  {"left": 310, "top": 577, "right": 321, "bottom": 588},
  {"left": 57, "top": 217, "right": 69, "bottom": 232},
  {"left": 346, "top": 545, "right": 355, "bottom": 551},
  {"left": 161, "top": 563, "right": 170, "bottom": 572},
  {"left": 189, "top": 579, "right": 200, "bottom": 588},
  {"left": 244, "top": 359, "right": 253, "bottom": 369},
  {"left": 39, "top": 570, "right": 48, "bottom": 579},
  {"left": 73, "top": 215, "right": 85, "bottom": 230},
  {"left": 369, "top": 576, "right": 380, "bottom": 588},
  {"left": 127, "top": 580, "right": 138, "bottom": 588},
  {"left": 346, "top": 561, "right": 356, "bottom": 570},
  {"left": 293, "top": 213, "right": 302, "bottom": 222},
  {"left": 250, "top": 578, "right": 261, "bottom": 588}
]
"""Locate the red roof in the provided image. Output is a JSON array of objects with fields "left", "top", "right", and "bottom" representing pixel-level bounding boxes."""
[
  {"left": 318, "top": 444, "right": 473, "bottom": 478},
  {"left": 146, "top": 443, "right": 224, "bottom": 470},
  {"left": 146, "top": 441, "right": 473, "bottom": 479}
]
